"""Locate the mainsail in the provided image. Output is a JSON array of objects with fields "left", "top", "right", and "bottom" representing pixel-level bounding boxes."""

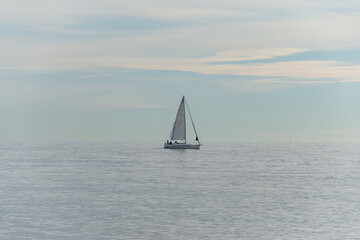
[{"left": 170, "top": 96, "right": 186, "bottom": 141}]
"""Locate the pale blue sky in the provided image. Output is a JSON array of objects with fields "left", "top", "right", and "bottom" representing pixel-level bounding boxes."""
[{"left": 1, "top": 0, "right": 360, "bottom": 142}]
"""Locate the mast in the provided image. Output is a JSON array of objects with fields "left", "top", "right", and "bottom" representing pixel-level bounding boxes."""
[{"left": 184, "top": 96, "right": 200, "bottom": 144}]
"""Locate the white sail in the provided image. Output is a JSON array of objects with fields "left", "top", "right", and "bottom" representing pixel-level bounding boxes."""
[{"left": 170, "top": 96, "right": 186, "bottom": 141}]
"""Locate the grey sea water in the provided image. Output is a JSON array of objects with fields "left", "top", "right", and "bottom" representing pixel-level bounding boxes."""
[{"left": 1, "top": 141, "right": 360, "bottom": 239}]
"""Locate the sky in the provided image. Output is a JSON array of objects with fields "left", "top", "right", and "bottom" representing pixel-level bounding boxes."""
[{"left": 1, "top": 0, "right": 360, "bottom": 142}]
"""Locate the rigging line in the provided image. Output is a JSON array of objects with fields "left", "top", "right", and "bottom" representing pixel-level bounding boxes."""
[{"left": 184, "top": 97, "right": 200, "bottom": 142}]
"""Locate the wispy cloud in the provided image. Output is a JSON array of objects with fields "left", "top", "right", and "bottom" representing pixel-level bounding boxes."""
[
  {"left": 82, "top": 56, "right": 360, "bottom": 82},
  {"left": 2, "top": 45, "right": 359, "bottom": 85},
  {"left": 0, "top": 81, "right": 163, "bottom": 110},
  {"left": 1, "top": 1, "right": 360, "bottom": 87}
]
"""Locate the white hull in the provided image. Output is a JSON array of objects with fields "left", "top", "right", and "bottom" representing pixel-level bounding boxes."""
[{"left": 164, "top": 143, "right": 200, "bottom": 150}]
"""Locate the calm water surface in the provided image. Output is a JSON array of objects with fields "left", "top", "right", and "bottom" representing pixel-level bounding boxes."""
[{"left": 1, "top": 141, "right": 360, "bottom": 239}]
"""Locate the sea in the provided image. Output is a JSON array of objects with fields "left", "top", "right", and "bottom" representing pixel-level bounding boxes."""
[{"left": 1, "top": 141, "right": 360, "bottom": 240}]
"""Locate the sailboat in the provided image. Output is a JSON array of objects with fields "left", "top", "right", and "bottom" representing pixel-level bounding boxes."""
[{"left": 164, "top": 96, "right": 201, "bottom": 149}]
